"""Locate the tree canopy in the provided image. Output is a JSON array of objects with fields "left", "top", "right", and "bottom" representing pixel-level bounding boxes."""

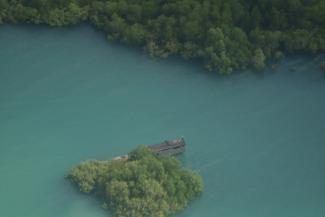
[
  {"left": 67, "top": 146, "right": 204, "bottom": 217},
  {"left": 1, "top": 0, "right": 324, "bottom": 73}
]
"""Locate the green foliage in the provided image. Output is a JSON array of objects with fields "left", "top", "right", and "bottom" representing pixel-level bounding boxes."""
[
  {"left": 274, "top": 51, "right": 285, "bottom": 61},
  {"left": 67, "top": 146, "right": 204, "bottom": 217},
  {"left": 252, "top": 48, "right": 266, "bottom": 71},
  {"left": 46, "top": 3, "right": 88, "bottom": 26},
  {"left": 1, "top": 0, "right": 324, "bottom": 73}
]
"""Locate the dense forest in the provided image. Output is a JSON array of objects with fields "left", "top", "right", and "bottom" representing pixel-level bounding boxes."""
[
  {"left": 0, "top": 0, "right": 324, "bottom": 73},
  {"left": 68, "top": 146, "right": 203, "bottom": 217}
]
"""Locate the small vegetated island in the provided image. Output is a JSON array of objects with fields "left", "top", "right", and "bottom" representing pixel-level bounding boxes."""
[
  {"left": 68, "top": 146, "right": 203, "bottom": 217},
  {"left": 0, "top": 0, "right": 324, "bottom": 73}
]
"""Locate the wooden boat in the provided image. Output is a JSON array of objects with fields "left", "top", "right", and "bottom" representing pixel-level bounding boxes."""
[
  {"left": 148, "top": 137, "right": 186, "bottom": 156},
  {"left": 112, "top": 137, "right": 186, "bottom": 160}
]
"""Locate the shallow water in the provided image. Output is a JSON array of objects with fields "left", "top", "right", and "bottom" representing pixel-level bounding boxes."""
[{"left": 0, "top": 25, "right": 324, "bottom": 217}]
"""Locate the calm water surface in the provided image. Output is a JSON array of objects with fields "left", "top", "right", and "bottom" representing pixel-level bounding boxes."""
[{"left": 0, "top": 25, "right": 324, "bottom": 217}]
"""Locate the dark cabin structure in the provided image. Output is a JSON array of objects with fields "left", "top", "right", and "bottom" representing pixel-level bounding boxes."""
[{"left": 147, "top": 137, "right": 186, "bottom": 156}]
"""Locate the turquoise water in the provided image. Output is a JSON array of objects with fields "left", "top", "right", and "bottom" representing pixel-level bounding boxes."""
[{"left": 0, "top": 25, "right": 325, "bottom": 217}]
